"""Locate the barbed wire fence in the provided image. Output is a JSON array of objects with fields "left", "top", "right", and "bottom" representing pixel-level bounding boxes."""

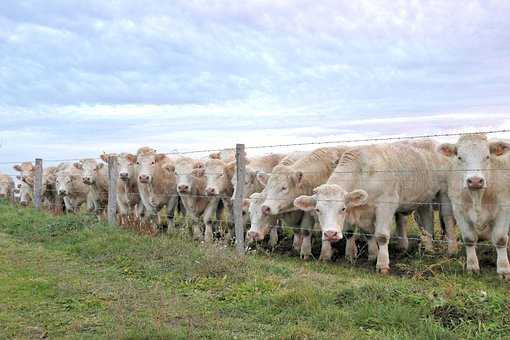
[{"left": 2, "top": 128, "right": 510, "bottom": 257}]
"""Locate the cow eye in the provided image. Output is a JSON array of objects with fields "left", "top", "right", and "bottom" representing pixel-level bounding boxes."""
[
  {"left": 457, "top": 156, "right": 462, "bottom": 161},
  {"left": 151, "top": 161, "right": 155, "bottom": 165},
  {"left": 281, "top": 186, "right": 287, "bottom": 191},
  {"left": 315, "top": 208, "right": 320, "bottom": 213},
  {"left": 339, "top": 207, "right": 346, "bottom": 213},
  {"left": 136, "top": 161, "right": 140, "bottom": 165},
  {"left": 485, "top": 155, "right": 490, "bottom": 160}
]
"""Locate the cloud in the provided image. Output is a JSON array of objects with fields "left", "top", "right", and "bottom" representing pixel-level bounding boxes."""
[{"left": 1, "top": 1, "right": 510, "bottom": 173}]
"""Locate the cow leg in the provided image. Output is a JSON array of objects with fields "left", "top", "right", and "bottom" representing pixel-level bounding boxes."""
[
  {"left": 367, "top": 236, "right": 378, "bottom": 261},
  {"left": 319, "top": 240, "right": 333, "bottom": 261},
  {"left": 492, "top": 211, "right": 510, "bottom": 280},
  {"left": 345, "top": 234, "right": 358, "bottom": 262},
  {"left": 269, "top": 226, "right": 279, "bottom": 248},
  {"left": 293, "top": 232, "right": 303, "bottom": 252},
  {"left": 395, "top": 213, "right": 409, "bottom": 251},
  {"left": 414, "top": 204, "right": 434, "bottom": 252},
  {"left": 300, "top": 213, "right": 314, "bottom": 260},
  {"left": 166, "top": 195, "right": 179, "bottom": 232},
  {"left": 222, "top": 198, "right": 235, "bottom": 242},
  {"left": 455, "top": 212, "right": 479, "bottom": 273},
  {"left": 374, "top": 203, "right": 397, "bottom": 274},
  {"left": 439, "top": 192, "right": 459, "bottom": 255},
  {"left": 300, "top": 230, "right": 312, "bottom": 260},
  {"left": 203, "top": 197, "right": 220, "bottom": 242}
]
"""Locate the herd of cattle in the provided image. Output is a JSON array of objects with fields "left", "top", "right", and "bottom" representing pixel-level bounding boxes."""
[{"left": 0, "top": 134, "right": 509, "bottom": 279}]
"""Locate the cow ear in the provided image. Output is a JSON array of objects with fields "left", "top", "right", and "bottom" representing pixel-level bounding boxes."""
[
  {"left": 345, "top": 189, "right": 368, "bottom": 208},
  {"left": 193, "top": 161, "right": 204, "bottom": 169},
  {"left": 127, "top": 154, "right": 137, "bottom": 163},
  {"left": 489, "top": 141, "right": 510, "bottom": 157},
  {"left": 100, "top": 153, "right": 109, "bottom": 163},
  {"left": 294, "top": 195, "right": 317, "bottom": 212},
  {"left": 438, "top": 143, "right": 457, "bottom": 157},
  {"left": 242, "top": 198, "right": 250, "bottom": 211},
  {"left": 155, "top": 154, "right": 167, "bottom": 162},
  {"left": 16, "top": 175, "right": 21, "bottom": 180},
  {"left": 13, "top": 164, "right": 22, "bottom": 172},
  {"left": 257, "top": 172, "right": 269, "bottom": 187},
  {"left": 225, "top": 161, "right": 236, "bottom": 178},
  {"left": 73, "top": 162, "right": 83, "bottom": 170}
]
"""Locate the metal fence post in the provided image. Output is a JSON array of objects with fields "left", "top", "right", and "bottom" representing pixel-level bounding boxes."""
[
  {"left": 34, "top": 158, "right": 43, "bottom": 209},
  {"left": 107, "top": 155, "right": 118, "bottom": 225},
  {"left": 233, "top": 143, "right": 246, "bottom": 255}
]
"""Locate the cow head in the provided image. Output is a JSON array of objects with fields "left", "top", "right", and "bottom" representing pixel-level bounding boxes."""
[
  {"left": 232, "top": 167, "right": 262, "bottom": 200},
  {"left": 136, "top": 153, "right": 168, "bottom": 184},
  {"left": 56, "top": 172, "right": 80, "bottom": 196},
  {"left": 294, "top": 184, "right": 368, "bottom": 242},
  {"left": 13, "top": 162, "right": 35, "bottom": 185},
  {"left": 246, "top": 192, "right": 272, "bottom": 242},
  {"left": 116, "top": 153, "right": 137, "bottom": 182},
  {"left": 201, "top": 159, "right": 235, "bottom": 196},
  {"left": 174, "top": 158, "right": 204, "bottom": 194},
  {"left": 438, "top": 134, "right": 510, "bottom": 191},
  {"left": 74, "top": 159, "right": 104, "bottom": 185},
  {"left": 259, "top": 164, "right": 305, "bottom": 215}
]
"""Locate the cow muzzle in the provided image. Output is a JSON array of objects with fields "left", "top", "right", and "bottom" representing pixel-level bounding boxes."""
[
  {"left": 323, "top": 230, "right": 342, "bottom": 242},
  {"left": 119, "top": 172, "right": 129, "bottom": 181},
  {"left": 466, "top": 176, "right": 485, "bottom": 190},
  {"left": 206, "top": 187, "right": 217, "bottom": 196},
  {"left": 82, "top": 177, "right": 94, "bottom": 185},
  {"left": 138, "top": 175, "right": 151, "bottom": 184},
  {"left": 247, "top": 230, "right": 263, "bottom": 242},
  {"left": 178, "top": 184, "right": 190, "bottom": 194}
]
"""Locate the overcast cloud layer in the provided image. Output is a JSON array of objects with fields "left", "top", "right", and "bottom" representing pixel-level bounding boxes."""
[{"left": 1, "top": 1, "right": 510, "bottom": 173}]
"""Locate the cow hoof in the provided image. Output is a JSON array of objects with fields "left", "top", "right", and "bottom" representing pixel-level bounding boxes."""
[
  {"left": 368, "top": 255, "right": 377, "bottom": 262},
  {"left": 301, "top": 254, "right": 311, "bottom": 261},
  {"left": 319, "top": 255, "right": 331, "bottom": 262},
  {"left": 498, "top": 273, "right": 510, "bottom": 281},
  {"left": 378, "top": 268, "right": 390, "bottom": 275}
]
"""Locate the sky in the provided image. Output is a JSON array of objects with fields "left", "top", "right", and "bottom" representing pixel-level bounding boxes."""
[{"left": 1, "top": 0, "right": 510, "bottom": 174}]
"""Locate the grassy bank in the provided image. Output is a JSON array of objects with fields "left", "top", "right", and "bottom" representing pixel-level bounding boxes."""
[{"left": 0, "top": 201, "right": 509, "bottom": 339}]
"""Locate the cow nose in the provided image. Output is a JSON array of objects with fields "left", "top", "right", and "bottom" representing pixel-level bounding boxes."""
[
  {"left": 324, "top": 230, "right": 342, "bottom": 242},
  {"left": 261, "top": 205, "right": 271, "bottom": 216},
  {"left": 83, "top": 177, "right": 91, "bottom": 183},
  {"left": 467, "top": 176, "right": 485, "bottom": 190},
  {"left": 20, "top": 201, "right": 28, "bottom": 206},
  {"left": 248, "top": 231, "right": 262, "bottom": 241},
  {"left": 58, "top": 189, "right": 66, "bottom": 195},
  {"left": 178, "top": 184, "right": 189, "bottom": 193},
  {"left": 206, "top": 187, "right": 216, "bottom": 196},
  {"left": 139, "top": 175, "right": 150, "bottom": 183},
  {"left": 119, "top": 172, "right": 129, "bottom": 180}
]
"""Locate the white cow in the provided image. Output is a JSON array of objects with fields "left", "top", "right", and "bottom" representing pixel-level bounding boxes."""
[
  {"left": 438, "top": 134, "right": 510, "bottom": 279},
  {"left": 294, "top": 140, "right": 455, "bottom": 273}
]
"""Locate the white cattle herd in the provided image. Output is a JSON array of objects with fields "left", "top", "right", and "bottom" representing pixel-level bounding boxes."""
[{"left": 1, "top": 134, "right": 509, "bottom": 280}]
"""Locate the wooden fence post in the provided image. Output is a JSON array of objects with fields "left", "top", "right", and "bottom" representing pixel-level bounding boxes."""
[
  {"left": 233, "top": 143, "right": 246, "bottom": 256},
  {"left": 107, "top": 155, "right": 118, "bottom": 225},
  {"left": 34, "top": 158, "right": 43, "bottom": 209}
]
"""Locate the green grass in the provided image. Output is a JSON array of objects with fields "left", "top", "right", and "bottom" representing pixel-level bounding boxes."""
[{"left": 1, "top": 201, "right": 509, "bottom": 339}]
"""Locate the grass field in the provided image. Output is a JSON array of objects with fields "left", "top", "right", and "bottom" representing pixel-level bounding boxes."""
[{"left": 1, "top": 200, "right": 509, "bottom": 339}]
